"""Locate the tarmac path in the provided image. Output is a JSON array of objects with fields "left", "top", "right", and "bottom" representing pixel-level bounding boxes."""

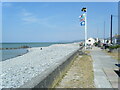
[{"left": 90, "top": 47, "right": 119, "bottom": 89}]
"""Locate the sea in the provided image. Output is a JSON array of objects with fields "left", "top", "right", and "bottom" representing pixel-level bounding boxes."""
[{"left": 1, "top": 42, "right": 68, "bottom": 61}]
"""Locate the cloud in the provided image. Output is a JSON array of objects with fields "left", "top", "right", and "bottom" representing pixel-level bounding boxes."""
[
  {"left": 20, "top": 9, "right": 58, "bottom": 28},
  {"left": 22, "top": 16, "right": 38, "bottom": 23},
  {"left": 2, "top": 3, "right": 12, "bottom": 7},
  {"left": 21, "top": 9, "right": 32, "bottom": 16},
  {"left": 21, "top": 9, "right": 39, "bottom": 23},
  {"left": 22, "top": 12, "right": 32, "bottom": 17}
]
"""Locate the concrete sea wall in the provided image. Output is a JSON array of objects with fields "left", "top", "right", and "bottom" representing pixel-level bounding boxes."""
[{"left": 19, "top": 47, "right": 82, "bottom": 89}]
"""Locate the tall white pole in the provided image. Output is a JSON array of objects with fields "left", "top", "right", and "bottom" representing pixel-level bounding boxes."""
[{"left": 85, "top": 12, "right": 87, "bottom": 50}]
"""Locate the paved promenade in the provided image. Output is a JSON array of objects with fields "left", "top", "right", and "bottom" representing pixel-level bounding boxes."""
[{"left": 90, "top": 47, "right": 119, "bottom": 89}]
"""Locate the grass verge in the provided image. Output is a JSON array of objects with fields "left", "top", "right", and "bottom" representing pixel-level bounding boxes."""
[
  {"left": 104, "top": 50, "right": 120, "bottom": 60},
  {"left": 55, "top": 51, "right": 95, "bottom": 88}
]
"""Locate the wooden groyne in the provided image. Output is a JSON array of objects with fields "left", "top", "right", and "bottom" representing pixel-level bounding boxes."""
[{"left": 0, "top": 46, "right": 30, "bottom": 50}]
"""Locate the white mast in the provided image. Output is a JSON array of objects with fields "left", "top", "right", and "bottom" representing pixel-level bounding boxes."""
[
  {"left": 81, "top": 7, "right": 87, "bottom": 49},
  {"left": 85, "top": 12, "right": 87, "bottom": 49}
]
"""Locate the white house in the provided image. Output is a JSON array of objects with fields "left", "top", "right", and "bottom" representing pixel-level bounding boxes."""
[
  {"left": 99, "top": 38, "right": 104, "bottom": 43},
  {"left": 112, "top": 35, "right": 120, "bottom": 45},
  {"left": 86, "top": 38, "right": 96, "bottom": 46}
]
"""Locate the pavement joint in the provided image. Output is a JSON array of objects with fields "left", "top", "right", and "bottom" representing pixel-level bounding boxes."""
[{"left": 90, "top": 47, "right": 118, "bottom": 88}]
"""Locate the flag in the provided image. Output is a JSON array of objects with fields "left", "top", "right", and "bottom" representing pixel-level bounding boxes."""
[
  {"left": 79, "top": 14, "right": 85, "bottom": 19},
  {"left": 80, "top": 18, "right": 85, "bottom": 21},
  {"left": 80, "top": 21, "right": 85, "bottom": 26},
  {"left": 79, "top": 13, "right": 85, "bottom": 26},
  {"left": 81, "top": 7, "right": 86, "bottom": 12}
]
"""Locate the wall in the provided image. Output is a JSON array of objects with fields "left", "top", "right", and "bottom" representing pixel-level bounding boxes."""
[{"left": 19, "top": 47, "right": 82, "bottom": 89}]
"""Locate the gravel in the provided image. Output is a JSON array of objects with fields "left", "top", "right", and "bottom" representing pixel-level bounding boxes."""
[{"left": 0, "top": 43, "right": 80, "bottom": 88}]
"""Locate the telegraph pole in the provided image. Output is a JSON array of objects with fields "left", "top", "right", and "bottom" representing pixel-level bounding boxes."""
[
  {"left": 110, "top": 15, "right": 113, "bottom": 44},
  {"left": 97, "top": 26, "right": 99, "bottom": 38},
  {"left": 104, "top": 21, "right": 105, "bottom": 43}
]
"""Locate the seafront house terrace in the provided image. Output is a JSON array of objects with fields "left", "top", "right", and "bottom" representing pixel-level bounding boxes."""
[
  {"left": 112, "top": 35, "right": 120, "bottom": 45},
  {"left": 86, "top": 38, "right": 96, "bottom": 46}
]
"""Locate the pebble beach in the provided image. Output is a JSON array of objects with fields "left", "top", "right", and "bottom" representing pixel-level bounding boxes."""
[{"left": 0, "top": 43, "right": 80, "bottom": 88}]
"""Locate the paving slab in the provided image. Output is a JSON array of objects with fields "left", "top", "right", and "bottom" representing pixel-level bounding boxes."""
[
  {"left": 103, "top": 68, "right": 118, "bottom": 88},
  {"left": 90, "top": 47, "right": 118, "bottom": 88}
]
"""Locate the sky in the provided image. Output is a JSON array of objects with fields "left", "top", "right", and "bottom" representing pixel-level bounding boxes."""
[{"left": 2, "top": 2, "right": 118, "bottom": 42}]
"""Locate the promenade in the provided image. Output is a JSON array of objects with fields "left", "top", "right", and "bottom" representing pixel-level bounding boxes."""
[
  {"left": 90, "top": 47, "right": 119, "bottom": 88},
  {"left": 55, "top": 46, "right": 119, "bottom": 89}
]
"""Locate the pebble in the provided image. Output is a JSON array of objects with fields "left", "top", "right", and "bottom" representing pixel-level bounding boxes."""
[{"left": 1, "top": 43, "right": 80, "bottom": 88}]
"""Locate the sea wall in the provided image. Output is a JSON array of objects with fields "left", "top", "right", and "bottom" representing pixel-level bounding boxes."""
[
  {"left": 19, "top": 47, "right": 82, "bottom": 89},
  {"left": 1, "top": 43, "right": 81, "bottom": 89}
]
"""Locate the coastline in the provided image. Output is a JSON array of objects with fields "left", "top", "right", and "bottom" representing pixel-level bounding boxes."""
[
  {"left": 1, "top": 43, "right": 80, "bottom": 88},
  {"left": 1, "top": 42, "right": 72, "bottom": 61},
  {"left": 1, "top": 49, "right": 29, "bottom": 61}
]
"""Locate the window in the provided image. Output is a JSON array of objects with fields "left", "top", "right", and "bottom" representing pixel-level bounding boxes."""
[{"left": 89, "top": 40, "right": 91, "bottom": 42}]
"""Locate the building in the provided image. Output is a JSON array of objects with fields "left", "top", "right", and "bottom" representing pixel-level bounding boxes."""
[
  {"left": 112, "top": 35, "right": 120, "bottom": 45},
  {"left": 86, "top": 38, "right": 96, "bottom": 46},
  {"left": 105, "top": 35, "right": 120, "bottom": 45}
]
